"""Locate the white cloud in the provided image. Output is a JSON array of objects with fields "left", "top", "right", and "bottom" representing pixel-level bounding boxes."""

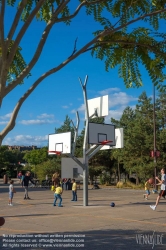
[
  {"left": 108, "top": 92, "right": 137, "bottom": 108},
  {"left": 0, "top": 121, "right": 8, "bottom": 125},
  {"left": 98, "top": 88, "right": 120, "bottom": 96},
  {"left": 105, "top": 106, "right": 126, "bottom": 122},
  {"left": 0, "top": 113, "right": 12, "bottom": 120},
  {"left": 62, "top": 105, "right": 69, "bottom": 109},
  {"left": 3, "top": 135, "right": 48, "bottom": 146},
  {"left": 19, "top": 119, "right": 56, "bottom": 125},
  {"left": 71, "top": 104, "right": 85, "bottom": 114},
  {"left": 17, "top": 113, "right": 59, "bottom": 125},
  {"left": 71, "top": 88, "right": 138, "bottom": 124},
  {"left": 37, "top": 113, "right": 54, "bottom": 119},
  {"left": 72, "top": 90, "right": 137, "bottom": 116}
]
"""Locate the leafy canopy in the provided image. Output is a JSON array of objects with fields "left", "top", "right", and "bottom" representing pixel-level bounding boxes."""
[{"left": 0, "top": 0, "right": 166, "bottom": 144}]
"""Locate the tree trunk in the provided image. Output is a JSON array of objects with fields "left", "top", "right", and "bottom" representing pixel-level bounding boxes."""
[
  {"left": 90, "top": 175, "right": 93, "bottom": 185},
  {"left": 117, "top": 162, "right": 121, "bottom": 182},
  {"left": 136, "top": 174, "right": 140, "bottom": 185},
  {"left": 125, "top": 173, "right": 129, "bottom": 182}
]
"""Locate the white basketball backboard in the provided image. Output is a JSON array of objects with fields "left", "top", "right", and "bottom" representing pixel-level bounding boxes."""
[
  {"left": 86, "top": 95, "right": 108, "bottom": 118},
  {"left": 88, "top": 122, "right": 115, "bottom": 146},
  {"left": 101, "top": 128, "right": 124, "bottom": 150},
  {"left": 48, "top": 132, "right": 71, "bottom": 154}
]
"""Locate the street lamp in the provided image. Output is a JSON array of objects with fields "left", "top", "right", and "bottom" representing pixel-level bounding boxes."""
[{"left": 153, "top": 83, "right": 157, "bottom": 190}]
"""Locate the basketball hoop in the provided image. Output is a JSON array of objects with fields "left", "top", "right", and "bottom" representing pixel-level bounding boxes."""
[
  {"left": 48, "top": 151, "right": 61, "bottom": 155},
  {"left": 101, "top": 140, "right": 113, "bottom": 145}
]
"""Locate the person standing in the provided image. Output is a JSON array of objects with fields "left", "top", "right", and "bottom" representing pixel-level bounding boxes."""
[
  {"left": 21, "top": 171, "right": 34, "bottom": 200},
  {"left": 150, "top": 168, "right": 166, "bottom": 210},
  {"left": 8, "top": 180, "right": 16, "bottom": 206},
  {"left": 17, "top": 171, "right": 22, "bottom": 184},
  {"left": 53, "top": 184, "right": 63, "bottom": 207},
  {"left": 71, "top": 179, "right": 77, "bottom": 202},
  {"left": 143, "top": 179, "right": 151, "bottom": 200}
]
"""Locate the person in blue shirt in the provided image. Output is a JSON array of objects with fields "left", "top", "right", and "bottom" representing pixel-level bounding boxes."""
[{"left": 21, "top": 171, "right": 34, "bottom": 200}]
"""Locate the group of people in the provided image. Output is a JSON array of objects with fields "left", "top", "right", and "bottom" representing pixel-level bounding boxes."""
[
  {"left": 143, "top": 168, "right": 166, "bottom": 211},
  {"left": 52, "top": 178, "right": 77, "bottom": 207},
  {"left": 9, "top": 168, "right": 166, "bottom": 210},
  {"left": 9, "top": 171, "right": 77, "bottom": 207},
  {"left": 9, "top": 171, "right": 35, "bottom": 205}
]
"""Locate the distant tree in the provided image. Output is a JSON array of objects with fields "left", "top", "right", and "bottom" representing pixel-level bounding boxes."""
[
  {"left": 0, "top": 146, "right": 25, "bottom": 177},
  {"left": 55, "top": 115, "right": 75, "bottom": 142},
  {"left": 0, "top": 1, "right": 166, "bottom": 144},
  {"left": 0, "top": 146, "right": 10, "bottom": 170},
  {"left": 35, "top": 158, "right": 61, "bottom": 181},
  {"left": 23, "top": 147, "right": 48, "bottom": 165},
  {"left": 111, "top": 91, "right": 166, "bottom": 183}
]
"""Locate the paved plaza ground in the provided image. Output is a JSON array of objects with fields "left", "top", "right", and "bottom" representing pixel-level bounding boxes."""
[{"left": 0, "top": 180, "right": 166, "bottom": 250}]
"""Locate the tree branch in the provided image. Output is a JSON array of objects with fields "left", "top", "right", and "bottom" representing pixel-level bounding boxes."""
[
  {"left": 0, "top": 0, "right": 5, "bottom": 58},
  {"left": 0, "top": 83, "right": 35, "bottom": 141},
  {"left": 52, "top": 0, "right": 70, "bottom": 20},
  {"left": 69, "top": 38, "right": 78, "bottom": 58},
  {"left": 4, "top": 25, "right": 100, "bottom": 98},
  {"left": 86, "top": 40, "right": 166, "bottom": 59},
  {"left": 5, "top": 20, "right": 54, "bottom": 96},
  {"left": 7, "top": 0, "right": 45, "bottom": 67},
  {"left": 4, "top": 0, "right": 70, "bottom": 96},
  {"left": 111, "top": 0, "right": 139, "bottom": 29},
  {"left": 55, "top": 0, "right": 108, "bottom": 23},
  {"left": 0, "top": 0, "right": 6, "bottom": 104},
  {"left": 4, "top": 4, "right": 166, "bottom": 99},
  {"left": 6, "top": 0, "right": 28, "bottom": 51},
  {"left": 5, "top": 6, "right": 166, "bottom": 98},
  {"left": 103, "top": 8, "right": 166, "bottom": 37}
]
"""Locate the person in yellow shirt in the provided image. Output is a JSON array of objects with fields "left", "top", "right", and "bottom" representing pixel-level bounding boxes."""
[
  {"left": 71, "top": 179, "right": 77, "bottom": 202},
  {"left": 143, "top": 179, "right": 151, "bottom": 200},
  {"left": 53, "top": 184, "right": 63, "bottom": 207}
]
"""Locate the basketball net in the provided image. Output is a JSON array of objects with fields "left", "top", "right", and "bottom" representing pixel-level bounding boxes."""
[{"left": 101, "top": 140, "right": 113, "bottom": 145}]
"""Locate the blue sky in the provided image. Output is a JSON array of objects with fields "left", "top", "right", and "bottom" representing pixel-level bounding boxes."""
[{"left": 1, "top": 2, "right": 163, "bottom": 147}]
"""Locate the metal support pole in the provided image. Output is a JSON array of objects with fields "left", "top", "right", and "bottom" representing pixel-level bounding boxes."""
[
  {"left": 153, "top": 83, "right": 157, "bottom": 190},
  {"left": 79, "top": 75, "right": 89, "bottom": 206},
  {"left": 71, "top": 111, "right": 80, "bottom": 156}
]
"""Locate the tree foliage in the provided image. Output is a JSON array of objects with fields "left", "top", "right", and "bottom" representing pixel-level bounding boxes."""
[
  {"left": 35, "top": 158, "right": 61, "bottom": 181},
  {"left": 23, "top": 146, "right": 48, "bottom": 165},
  {"left": 0, "top": 0, "right": 166, "bottom": 144},
  {"left": 111, "top": 90, "right": 166, "bottom": 183}
]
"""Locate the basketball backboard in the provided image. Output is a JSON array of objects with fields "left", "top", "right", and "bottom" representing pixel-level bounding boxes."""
[
  {"left": 86, "top": 95, "right": 108, "bottom": 118},
  {"left": 48, "top": 132, "right": 71, "bottom": 154},
  {"left": 88, "top": 122, "right": 115, "bottom": 146},
  {"left": 101, "top": 128, "right": 124, "bottom": 150}
]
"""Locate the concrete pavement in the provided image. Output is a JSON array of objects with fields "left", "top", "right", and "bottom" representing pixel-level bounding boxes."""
[{"left": 0, "top": 182, "right": 166, "bottom": 250}]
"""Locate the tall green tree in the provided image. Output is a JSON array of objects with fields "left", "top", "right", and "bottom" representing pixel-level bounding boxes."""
[
  {"left": 23, "top": 147, "right": 48, "bottom": 165},
  {"left": 111, "top": 91, "right": 166, "bottom": 183},
  {"left": 35, "top": 158, "right": 61, "bottom": 181},
  {"left": 55, "top": 115, "right": 74, "bottom": 141},
  {"left": 0, "top": 1, "right": 166, "bottom": 144}
]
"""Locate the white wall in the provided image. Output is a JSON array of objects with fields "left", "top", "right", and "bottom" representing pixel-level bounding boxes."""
[{"left": 61, "top": 158, "right": 83, "bottom": 180}]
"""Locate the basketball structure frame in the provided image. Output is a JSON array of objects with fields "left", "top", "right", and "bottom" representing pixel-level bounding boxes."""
[{"left": 48, "top": 75, "right": 120, "bottom": 207}]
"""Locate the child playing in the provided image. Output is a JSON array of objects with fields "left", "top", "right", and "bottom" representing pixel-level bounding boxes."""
[
  {"left": 8, "top": 180, "right": 16, "bottom": 206},
  {"left": 143, "top": 179, "right": 151, "bottom": 200},
  {"left": 71, "top": 179, "right": 77, "bottom": 202},
  {"left": 53, "top": 184, "right": 63, "bottom": 207}
]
